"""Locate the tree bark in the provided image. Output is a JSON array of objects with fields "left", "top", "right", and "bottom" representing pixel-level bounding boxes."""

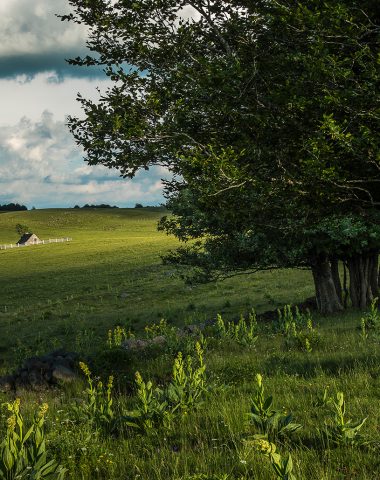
[
  {"left": 347, "top": 252, "right": 379, "bottom": 309},
  {"left": 343, "top": 262, "right": 349, "bottom": 309},
  {"left": 330, "top": 257, "right": 342, "bottom": 303},
  {"left": 369, "top": 253, "right": 379, "bottom": 298},
  {"left": 311, "top": 255, "right": 344, "bottom": 314}
]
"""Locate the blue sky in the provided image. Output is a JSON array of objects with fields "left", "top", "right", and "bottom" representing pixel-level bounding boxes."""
[{"left": 0, "top": 0, "right": 169, "bottom": 208}]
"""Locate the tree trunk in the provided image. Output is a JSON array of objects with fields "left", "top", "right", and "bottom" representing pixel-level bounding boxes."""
[
  {"left": 343, "top": 262, "right": 349, "bottom": 309},
  {"left": 311, "top": 255, "right": 344, "bottom": 314},
  {"left": 347, "top": 252, "right": 379, "bottom": 309},
  {"left": 369, "top": 253, "right": 379, "bottom": 298},
  {"left": 330, "top": 257, "right": 342, "bottom": 304}
]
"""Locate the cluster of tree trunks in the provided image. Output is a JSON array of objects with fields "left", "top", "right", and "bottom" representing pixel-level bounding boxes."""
[{"left": 311, "top": 253, "right": 379, "bottom": 314}]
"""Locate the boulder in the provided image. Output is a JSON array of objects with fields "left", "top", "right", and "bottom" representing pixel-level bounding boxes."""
[
  {"left": 151, "top": 335, "right": 167, "bottom": 346},
  {"left": 0, "top": 375, "right": 14, "bottom": 392},
  {"left": 0, "top": 350, "right": 80, "bottom": 392},
  {"left": 123, "top": 339, "right": 149, "bottom": 350},
  {"left": 51, "top": 365, "right": 77, "bottom": 383}
]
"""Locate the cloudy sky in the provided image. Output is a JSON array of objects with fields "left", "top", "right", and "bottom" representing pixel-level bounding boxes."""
[{"left": 0, "top": 0, "right": 168, "bottom": 208}]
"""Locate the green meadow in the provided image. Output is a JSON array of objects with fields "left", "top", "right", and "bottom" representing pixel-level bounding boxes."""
[
  {"left": 0, "top": 208, "right": 313, "bottom": 367},
  {"left": 0, "top": 208, "right": 379, "bottom": 480}
]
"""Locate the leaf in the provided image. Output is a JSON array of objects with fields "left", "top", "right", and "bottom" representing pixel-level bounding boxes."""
[{"left": 263, "top": 396, "right": 273, "bottom": 411}]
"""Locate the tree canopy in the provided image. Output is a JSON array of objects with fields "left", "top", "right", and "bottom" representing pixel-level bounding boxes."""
[{"left": 63, "top": 0, "right": 380, "bottom": 313}]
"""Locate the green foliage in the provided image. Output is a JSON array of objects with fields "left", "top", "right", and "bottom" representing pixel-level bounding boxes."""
[
  {"left": 216, "top": 310, "right": 258, "bottom": 346},
  {"left": 63, "top": 0, "right": 380, "bottom": 313},
  {"left": 15, "top": 224, "right": 30, "bottom": 236},
  {"left": 0, "top": 399, "right": 66, "bottom": 480},
  {"left": 167, "top": 342, "right": 207, "bottom": 414},
  {"left": 125, "top": 342, "right": 207, "bottom": 431},
  {"left": 278, "top": 306, "right": 320, "bottom": 352},
  {"left": 252, "top": 439, "right": 297, "bottom": 480},
  {"left": 76, "top": 363, "right": 114, "bottom": 430},
  {"left": 360, "top": 298, "right": 380, "bottom": 332},
  {"left": 318, "top": 391, "right": 367, "bottom": 446},
  {"left": 360, "top": 317, "right": 369, "bottom": 341},
  {"left": 124, "top": 371, "right": 170, "bottom": 432},
  {"left": 277, "top": 305, "right": 305, "bottom": 335},
  {"left": 249, "top": 374, "right": 301, "bottom": 442},
  {"left": 144, "top": 318, "right": 171, "bottom": 339},
  {"left": 107, "top": 326, "right": 134, "bottom": 348}
]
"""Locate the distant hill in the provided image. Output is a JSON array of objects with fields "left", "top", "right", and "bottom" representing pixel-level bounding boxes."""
[{"left": 0, "top": 207, "right": 167, "bottom": 244}]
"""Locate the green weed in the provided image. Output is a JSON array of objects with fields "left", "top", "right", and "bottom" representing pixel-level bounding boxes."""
[
  {"left": 216, "top": 310, "right": 258, "bottom": 346},
  {"left": 0, "top": 399, "right": 66, "bottom": 480},
  {"left": 248, "top": 374, "right": 302, "bottom": 442},
  {"left": 319, "top": 391, "right": 367, "bottom": 447},
  {"left": 75, "top": 363, "right": 114, "bottom": 431},
  {"left": 107, "top": 326, "right": 133, "bottom": 348},
  {"left": 124, "top": 371, "right": 170, "bottom": 432},
  {"left": 167, "top": 341, "right": 207, "bottom": 413},
  {"left": 360, "top": 298, "right": 380, "bottom": 339}
]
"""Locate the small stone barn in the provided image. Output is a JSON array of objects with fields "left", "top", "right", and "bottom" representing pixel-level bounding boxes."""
[{"left": 17, "top": 233, "right": 41, "bottom": 246}]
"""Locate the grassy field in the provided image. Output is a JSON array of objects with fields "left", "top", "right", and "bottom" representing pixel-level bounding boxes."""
[
  {"left": 0, "top": 208, "right": 379, "bottom": 480},
  {"left": 0, "top": 208, "right": 313, "bottom": 368}
]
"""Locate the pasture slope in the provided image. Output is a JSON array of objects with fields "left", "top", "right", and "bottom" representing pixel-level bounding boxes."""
[{"left": 0, "top": 208, "right": 378, "bottom": 480}]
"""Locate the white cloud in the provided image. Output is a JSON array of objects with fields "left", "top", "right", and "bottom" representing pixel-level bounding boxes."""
[
  {"left": 0, "top": 73, "right": 111, "bottom": 126},
  {"left": 0, "top": 112, "right": 168, "bottom": 208},
  {"left": 0, "top": 0, "right": 86, "bottom": 58}
]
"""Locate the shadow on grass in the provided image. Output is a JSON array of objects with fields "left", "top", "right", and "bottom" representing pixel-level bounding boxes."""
[{"left": 262, "top": 353, "right": 380, "bottom": 378}]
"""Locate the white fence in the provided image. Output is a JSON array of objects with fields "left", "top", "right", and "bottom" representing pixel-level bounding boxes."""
[{"left": 0, "top": 237, "right": 72, "bottom": 251}]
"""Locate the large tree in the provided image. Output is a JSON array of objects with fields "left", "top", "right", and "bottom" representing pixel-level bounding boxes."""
[{"left": 63, "top": 0, "right": 380, "bottom": 313}]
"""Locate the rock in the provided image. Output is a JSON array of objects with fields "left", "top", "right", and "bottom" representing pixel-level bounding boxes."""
[
  {"left": 24, "top": 357, "right": 49, "bottom": 371},
  {"left": 51, "top": 365, "right": 77, "bottom": 383},
  {"left": 52, "top": 357, "right": 73, "bottom": 370},
  {"left": 0, "top": 375, "right": 15, "bottom": 392},
  {"left": 0, "top": 350, "right": 80, "bottom": 391},
  {"left": 123, "top": 339, "right": 149, "bottom": 350},
  {"left": 120, "top": 292, "right": 129, "bottom": 299},
  {"left": 28, "top": 370, "right": 45, "bottom": 388},
  {"left": 183, "top": 324, "right": 199, "bottom": 334},
  {"left": 64, "top": 352, "right": 79, "bottom": 363},
  {"left": 151, "top": 335, "right": 166, "bottom": 346}
]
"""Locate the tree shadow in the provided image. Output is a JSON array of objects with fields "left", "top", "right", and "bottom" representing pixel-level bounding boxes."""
[{"left": 262, "top": 353, "right": 380, "bottom": 378}]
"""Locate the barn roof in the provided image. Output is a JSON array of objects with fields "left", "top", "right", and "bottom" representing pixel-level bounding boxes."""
[{"left": 17, "top": 233, "right": 36, "bottom": 244}]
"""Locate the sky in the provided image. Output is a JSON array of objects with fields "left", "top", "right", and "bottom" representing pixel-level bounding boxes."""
[{"left": 0, "top": 0, "right": 169, "bottom": 209}]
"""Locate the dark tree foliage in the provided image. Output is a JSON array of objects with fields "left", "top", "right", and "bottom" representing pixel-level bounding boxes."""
[
  {"left": 81, "top": 204, "right": 119, "bottom": 209},
  {"left": 15, "top": 224, "right": 30, "bottom": 236},
  {"left": 0, "top": 203, "right": 28, "bottom": 211},
  {"left": 63, "top": 1, "right": 380, "bottom": 313}
]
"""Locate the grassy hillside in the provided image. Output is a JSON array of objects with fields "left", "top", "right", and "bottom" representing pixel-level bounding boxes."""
[
  {"left": 0, "top": 208, "right": 313, "bottom": 368},
  {"left": 0, "top": 209, "right": 378, "bottom": 480}
]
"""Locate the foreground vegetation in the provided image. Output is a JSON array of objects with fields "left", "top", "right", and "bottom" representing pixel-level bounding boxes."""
[{"left": 0, "top": 209, "right": 379, "bottom": 479}]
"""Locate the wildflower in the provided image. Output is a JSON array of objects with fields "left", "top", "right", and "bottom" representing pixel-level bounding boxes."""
[
  {"left": 38, "top": 403, "right": 49, "bottom": 419},
  {"left": 7, "top": 415, "right": 16, "bottom": 431},
  {"left": 79, "top": 362, "right": 91, "bottom": 377},
  {"left": 253, "top": 439, "right": 275, "bottom": 455}
]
